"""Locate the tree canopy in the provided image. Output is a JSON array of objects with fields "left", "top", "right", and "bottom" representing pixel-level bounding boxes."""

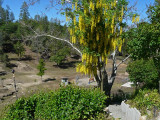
[
  {"left": 62, "top": 0, "right": 129, "bottom": 76},
  {"left": 19, "top": 1, "right": 30, "bottom": 21}
]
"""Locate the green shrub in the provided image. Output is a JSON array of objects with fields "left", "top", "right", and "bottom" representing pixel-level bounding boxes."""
[
  {"left": 127, "top": 59, "right": 159, "bottom": 89},
  {"left": 3, "top": 85, "right": 107, "bottom": 120},
  {"left": 0, "top": 54, "right": 9, "bottom": 67},
  {"left": 49, "top": 46, "right": 70, "bottom": 66},
  {"left": 127, "top": 89, "right": 160, "bottom": 115}
]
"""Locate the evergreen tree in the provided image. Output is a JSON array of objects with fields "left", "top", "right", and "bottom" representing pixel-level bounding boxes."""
[
  {"left": 10, "top": 12, "right": 15, "bottom": 21},
  {"left": 34, "top": 14, "right": 40, "bottom": 21},
  {"left": 14, "top": 41, "right": 25, "bottom": 60},
  {"left": 41, "top": 15, "right": 49, "bottom": 32},
  {"left": 19, "top": 1, "right": 30, "bottom": 21},
  {"left": 0, "top": 6, "right": 6, "bottom": 24},
  {"left": 37, "top": 59, "right": 47, "bottom": 81},
  {"left": 5, "top": 5, "right": 10, "bottom": 22},
  {"left": 0, "top": 31, "right": 3, "bottom": 54}
]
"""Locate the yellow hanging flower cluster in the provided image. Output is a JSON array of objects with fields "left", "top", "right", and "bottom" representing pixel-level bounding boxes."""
[
  {"left": 121, "top": 6, "right": 124, "bottom": 19},
  {"left": 66, "top": 13, "right": 69, "bottom": 21},
  {"left": 72, "top": 4, "right": 74, "bottom": 9},
  {"left": 64, "top": 0, "right": 126, "bottom": 76},
  {"left": 136, "top": 16, "right": 140, "bottom": 22},
  {"left": 125, "top": 6, "right": 127, "bottom": 11},
  {"left": 84, "top": 7, "right": 88, "bottom": 15},
  {"left": 111, "top": 14, "right": 115, "bottom": 33},
  {"left": 72, "top": 36, "right": 76, "bottom": 44},
  {"left": 111, "top": 2, "right": 114, "bottom": 8},
  {"left": 98, "top": 15, "right": 100, "bottom": 23},
  {"left": 90, "top": 1, "right": 93, "bottom": 9},
  {"left": 73, "top": 16, "right": 76, "bottom": 25},
  {"left": 132, "top": 14, "right": 140, "bottom": 23},
  {"left": 118, "top": 45, "right": 122, "bottom": 52},
  {"left": 79, "top": 15, "right": 83, "bottom": 31},
  {"left": 119, "top": 6, "right": 124, "bottom": 22},
  {"left": 69, "top": 28, "right": 73, "bottom": 35},
  {"left": 96, "top": 0, "right": 99, "bottom": 9},
  {"left": 132, "top": 14, "right": 136, "bottom": 23},
  {"left": 114, "top": 0, "right": 117, "bottom": 7},
  {"left": 120, "top": 26, "right": 123, "bottom": 35},
  {"left": 75, "top": 2, "right": 77, "bottom": 11},
  {"left": 96, "top": 32, "right": 99, "bottom": 41}
]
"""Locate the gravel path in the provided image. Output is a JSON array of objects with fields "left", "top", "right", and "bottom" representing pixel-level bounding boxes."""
[
  {"left": 76, "top": 78, "right": 97, "bottom": 86},
  {"left": 108, "top": 104, "right": 125, "bottom": 119}
]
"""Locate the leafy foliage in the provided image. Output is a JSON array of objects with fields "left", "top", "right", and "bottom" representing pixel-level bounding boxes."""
[
  {"left": 14, "top": 41, "right": 25, "bottom": 59},
  {"left": 50, "top": 46, "right": 71, "bottom": 65},
  {"left": 0, "top": 54, "right": 9, "bottom": 67},
  {"left": 147, "top": 0, "right": 160, "bottom": 23},
  {"left": 127, "top": 0, "right": 160, "bottom": 82},
  {"left": 37, "top": 59, "right": 46, "bottom": 80},
  {"left": 127, "top": 23, "right": 160, "bottom": 60},
  {"left": 3, "top": 85, "right": 107, "bottom": 120},
  {"left": 127, "top": 89, "right": 160, "bottom": 115},
  {"left": 127, "top": 59, "right": 159, "bottom": 89}
]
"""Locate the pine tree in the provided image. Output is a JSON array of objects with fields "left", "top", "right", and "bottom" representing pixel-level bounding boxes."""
[
  {"left": 37, "top": 59, "right": 47, "bottom": 81},
  {"left": 14, "top": 41, "right": 25, "bottom": 60},
  {"left": 19, "top": 1, "right": 30, "bottom": 21},
  {"left": 10, "top": 12, "right": 15, "bottom": 21},
  {"left": 5, "top": 5, "right": 10, "bottom": 22},
  {"left": 0, "top": 6, "right": 6, "bottom": 23}
]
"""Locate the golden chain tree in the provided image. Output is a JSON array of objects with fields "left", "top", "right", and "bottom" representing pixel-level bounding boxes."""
[
  {"left": 61, "top": 0, "right": 139, "bottom": 94},
  {"left": 65, "top": 0, "right": 125, "bottom": 71}
]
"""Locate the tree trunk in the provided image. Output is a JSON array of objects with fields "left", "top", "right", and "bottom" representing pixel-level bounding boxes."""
[
  {"left": 94, "top": 50, "right": 128, "bottom": 97},
  {"left": 100, "top": 63, "right": 115, "bottom": 97},
  {"left": 13, "top": 74, "right": 18, "bottom": 99},
  {"left": 94, "top": 61, "right": 112, "bottom": 97},
  {"left": 0, "top": 78, "right": 4, "bottom": 87}
]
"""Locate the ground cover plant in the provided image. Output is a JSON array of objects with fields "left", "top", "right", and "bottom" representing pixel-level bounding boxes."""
[
  {"left": 3, "top": 85, "right": 107, "bottom": 120},
  {"left": 127, "top": 89, "right": 160, "bottom": 116}
]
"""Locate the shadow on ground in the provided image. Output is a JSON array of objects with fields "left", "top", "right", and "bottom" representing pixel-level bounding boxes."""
[
  {"left": 10, "top": 55, "right": 34, "bottom": 61},
  {"left": 53, "top": 61, "right": 80, "bottom": 69},
  {"left": 7, "top": 63, "right": 17, "bottom": 69},
  {"left": 42, "top": 78, "right": 56, "bottom": 82}
]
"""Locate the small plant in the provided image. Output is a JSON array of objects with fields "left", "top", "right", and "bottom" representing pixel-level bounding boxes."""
[
  {"left": 127, "top": 89, "right": 160, "bottom": 115},
  {"left": 13, "top": 41, "right": 25, "bottom": 60},
  {"left": 0, "top": 54, "right": 9, "bottom": 67},
  {"left": 3, "top": 85, "right": 107, "bottom": 120},
  {"left": 37, "top": 59, "right": 46, "bottom": 81}
]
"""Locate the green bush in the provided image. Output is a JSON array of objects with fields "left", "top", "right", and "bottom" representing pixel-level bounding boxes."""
[
  {"left": 127, "top": 59, "right": 159, "bottom": 89},
  {"left": 0, "top": 54, "right": 9, "bottom": 67},
  {"left": 3, "top": 85, "right": 107, "bottom": 120},
  {"left": 49, "top": 46, "right": 70, "bottom": 66},
  {"left": 127, "top": 89, "right": 160, "bottom": 115}
]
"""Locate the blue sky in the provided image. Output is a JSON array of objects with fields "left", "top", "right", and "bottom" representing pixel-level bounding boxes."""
[{"left": 2, "top": 0, "right": 155, "bottom": 24}]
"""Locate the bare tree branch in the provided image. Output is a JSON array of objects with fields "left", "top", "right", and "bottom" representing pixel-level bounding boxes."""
[
  {"left": 34, "top": 34, "right": 82, "bottom": 56},
  {"left": 116, "top": 54, "right": 131, "bottom": 68},
  {"left": 109, "top": 50, "right": 130, "bottom": 85},
  {"left": 21, "top": 22, "right": 82, "bottom": 56}
]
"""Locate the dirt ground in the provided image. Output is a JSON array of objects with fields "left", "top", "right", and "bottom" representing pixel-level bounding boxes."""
[{"left": 0, "top": 48, "right": 132, "bottom": 117}]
